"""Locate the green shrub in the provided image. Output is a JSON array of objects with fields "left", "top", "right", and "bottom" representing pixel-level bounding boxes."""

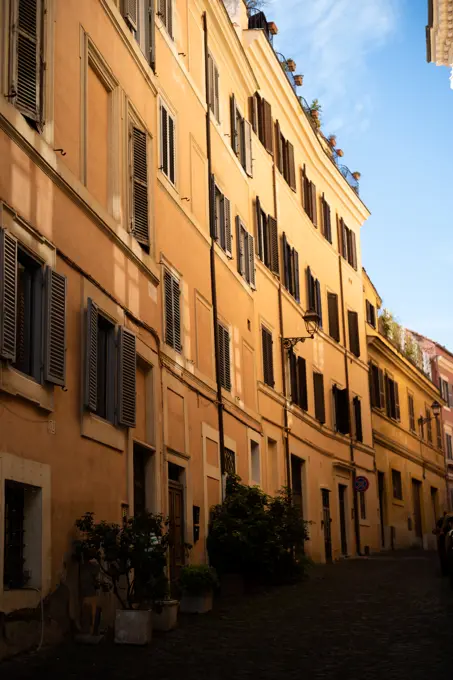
[{"left": 179, "top": 564, "right": 219, "bottom": 594}]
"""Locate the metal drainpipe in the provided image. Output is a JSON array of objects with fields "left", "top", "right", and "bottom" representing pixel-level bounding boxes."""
[
  {"left": 203, "top": 12, "right": 226, "bottom": 486},
  {"left": 337, "top": 250, "right": 361, "bottom": 555}
]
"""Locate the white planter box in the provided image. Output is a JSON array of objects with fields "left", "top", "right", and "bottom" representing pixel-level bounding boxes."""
[
  {"left": 153, "top": 600, "right": 179, "bottom": 632},
  {"left": 114, "top": 610, "right": 152, "bottom": 645},
  {"left": 180, "top": 591, "right": 213, "bottom": 614}
]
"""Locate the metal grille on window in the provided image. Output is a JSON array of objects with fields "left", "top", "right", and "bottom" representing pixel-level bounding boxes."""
[
  {"left": 224, "top": 448, "right": 236, "bottom": 476},
  {"left": 4, "top": 481, "right": 26, "bottom": 589}
]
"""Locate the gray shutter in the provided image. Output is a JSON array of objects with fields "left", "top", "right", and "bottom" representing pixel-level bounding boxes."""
[
  {"left": 351, "top": 230, "right": 358, "bottom": 270},
  {"left": 118, "top": 326, "right": 136, "bottom": 427},
  {"left": 160, "top": 104, "right": 168, "bottom": 175},
  {"left": 214, "top": 63, "right": 220, "bottom": 121},
  {"left": 244, "top": 119, "right": 253, "bottom": 177},
  {"left": 11, "top": 0, "right": 43, "bottom": 123},
  {"left": 158, "top": 0, "right": 166, "bottom": 28},
  {"left": 262, "top": 99, "right": 273, "bottom": 154},
  {"left": 248, "top": 234, "right": 255, "bottom": 289},
  {"left": 293, "top": 249, "right": 300, "bottom": 303},
  {"left": 311, "top": 183, "right": 318, "bottom": 227},
  {"left": 124, "top": 0, "right": 139, "bottom": 29},
  {"left": 230, "top": 95, "right": 239, "bottom": 155},
  {"left": 131, "top": 126, "right": 149, "bottom": 245},
  {"left": 167, "top": 0, "right": 173, "bottom": 38},
  {"left": 148, "top": 0, "right": 156, "bottom": 71},
  {"left": 168, "top": 113, "right": 176, "bottom": 185},
  {"left": 268, "top": 216, "right": 279, "bottom": 276},
  {"left": 224, "top": 197, "right": 232, "bottom": 257},
  {"left": 236, "top": 217, "right": 245, "bottom": 276},
  {"left": 0, "top": 229, "right": 18, "bottom": 361},
  {"left": 313, "top": 372, "right": 325, "bottom": 424},
  {"left": 210, "top": 175, "right": 218, "bottom": 240},
  {"left": 85, "top": 298, "right": 98, "bottom": 412},
  {"left": 44, "top": 267, "right": 67, "bottom": 386}
]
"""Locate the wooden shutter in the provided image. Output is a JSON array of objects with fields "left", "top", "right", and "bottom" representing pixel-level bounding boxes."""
[
  {"left": 293, "top": 249, "right": 300, "bottom": 302},
  {"left": 85, "top": 298, "right": 98, "bottom": 412},
  {"left": 353, "top": 396, "right": 363, "bottom": 442},
  {"left": 315, "top": 279, "right": 322, "bottom": 327},
  {"left": 378, "top": 368, "right": 385, "bottom": 410},
  {"left": 289, "top": 350, "right": 297, "bottom": 403},
  {"left": 158, "top": 0, "right": 166, "bottom": 26},
  {"left": 394, "top": 381, "right": 400, "bottom": 421},
  {"left": 208, "top": 54, "right": 214, "bottom": 113},
  {"left": 306, "top": 266, "right": 315, "bottom": 311},
  {"left": 297, "top": 356, "right": 308, "bottom": 411},
  {"left": 224, "top": 197, "right": 232, "bottom": 257},
  {"left": 327, "top": 292, "right": 340, "bottom": 342},
  {"left": 248, "top": 233, "right": 255, "bottom": 289},
  {"left": 275, "top": 120, "right": 283, "bottom": 173},
  {"left": 335, "top": 386, "right": 350, "bottom": 435},
  {"left": 384, "top": 374, "right": 391, "bottom": 418},
  {"left": 124, "top": 0, "right": 139, "bottom": 30},
  {"left": 218, "top": 324, "right": 231, "bottom": 391},
  {"left": 0, "top": 229, "right": 17, "bottom": 362},
  {"left": 148, "top": 0, "right": 156, "bottom": 71},
  {"left": 339, "top": 218, "right": 347, "bottom": 259},
  {"left": 249, "top": 94, "right": 258, "bottom": 133},
  {"left": 164, "top": 270, "right": 181, "bottom": 352},
  {"left": 408, "top": 394, "right": 415, "bottom": 430},
  {"left": 300, "top": 166, "right": 306, "bottom": 209},
  {"left": 351, "top": 230, "right": 357, "bottom": 270},
  {"left": 160, "top": 104, "right": 168, "bottom": 176},
  {"left": 311, "top": 183, "right": 318, "bottom": 227},
  {"left": 286, "top": 141, "right": 296, "bottom": 191},
  {"left": 236, "top": 217, "right": 245, "bottom": 276},
  {"left": 268, "top": 216, "right": 279, "bottom": 276},
  {"left": 282, "top": 232, "right": 289, "bottom": 290},
  {"left": 348, "top": 310, "right": 360, "bottom": 357},
  {"left": 262, "top": 99, "right": 273, "bottom": 154},
  {"left": 214, "top": 63, "right": 220, "bottom": 121},
  {"left": 255, "top": 197, "right": 262, "bottom": 257},
  {"left": 366, "top": 300, "right": 371, "bottom": 324},
  {"left": 324, "top": 200, "right": 332, "bottom": 242},
  {"left": 131, "top": 126, "right": 149, "bottom": 245},
  {"left": 118, "top": 326, "right": 137, "bottom": 427},
  {"left": 262, "top": 327, "right": 274, "bottom": 387},
  {"left": 230, "top": 95, "right": 239, "bottom": 155},
  {"left": 168, "top": 113, "right": 175, "bottom": 184},
  {"left": 44, "top": 267, "right": 67, "bottom": 386},
  {"left": 210, "top": 175, "right": 218, "bottom": 240},
  {"left": 11, "top": 0, "right": 43, "bottom": 123},
  {"left": 313, "top": 372, "right": 325, "bottom": 424},
  {"left": 244, "top": 119, "right": 253, "bottom": 177},
  {"left": 167, "top": 0, "right": 173, "bottom": 38}
]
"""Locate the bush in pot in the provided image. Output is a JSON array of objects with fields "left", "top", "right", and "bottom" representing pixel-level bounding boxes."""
[{"left": 179, "top": 565, "right": 219, "bottom": 614}]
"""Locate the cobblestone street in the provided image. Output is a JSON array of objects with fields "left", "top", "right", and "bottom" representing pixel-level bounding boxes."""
[{"left": 3, "top": 552, "right": 453, "bottom": 680}]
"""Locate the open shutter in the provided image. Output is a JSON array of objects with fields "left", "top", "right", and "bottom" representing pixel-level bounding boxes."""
[
  {"left": 44, "top": 267, "right": 67, "bottom": 386},
  {"left": 327, "top": 292, "right": 340, "bottom": 342},
  {"left": 351, "top": 230, "right": 358, "bottom": 270},
  {"left": 131, "top": 126, "right": 149, "bottom": 245},
  {"left": 384, "top": 373, "right": 391, "bottom": 418},
  {"left": 85, "top": 298, "right": 98, "bottom": 412},
  {"left": 124, "top": 0, "right": 139, "bottom": 30},
  {"left": 118, "top": 327, "right": 136, "bottom": 427},
  {"left": 348, "top": 310, "right": 360, "bottom": 357},
  {"left": 336, "top": 387, "right": 350, "bottom": 435},
  {"left": 315, "top": 278, "right": 322, "bottom": 327},
  {"left": 293, "top": 249, "right": 300, "bottom": 303},
  {"left": 214, "top": 63, "right": 220, "bottom": 121},
  {"left": 311, "top": 183, "right": 318, "bottom": 227},
  {"left": 11, "top": 0, "right": 43, "bottom": 123},
  {"left": 148, "top": 0, "right": 156, "bottom": 71},
  {"left": 297, "top": 356, "right": 308, "bottom": 411},
  {"left": 160, "top": 104, "right": 168, "bottom": 176},
  {"left": 248, "top": 234, "right": 256, "bottom": 289},
  {"left": 244, "top": 120, "right": 253, "bottom": 177},
  {"left": 289, "top": 350, "right": 297, "bottom": 403},
  {"left": 255, "top": 196, "right": 262, "bottom": 257},
  {"left": 249, "top": 94, "right": 258, "bottom": 133},
  {"left": 300, "top": 167, "right": 306, "bottom": 209},
  {"left": 378, "top": 368, "right": 385, "bottom": 410},
  {"left": 210, "top": 175, "right": 218, "bottom": 240},
  {"left": 394, "top": 381, "right": 400, "bottom": 421},
  {"left": 282, "top": 233, "right": 289, "bottom": 290},
  {"left": 0, "top": 230, "right": 17, "bottom": 362},
  {"left": 306, "top": 266, "right": 315, "bottom": 311},
  {"left": 158, "top": 0, "right": 167, "bottom": 25},
  {"left": 325, "top": 201, "right": 332, "bottom": 242},
  {"left": 236, "top": 217, "right": 245, "bottom": 276},
  {"left": 168, "top": 114, "right": 175, "bottom": 185},
  {"left": 354, "top": 397, "right": 363, "bottom": 442},
  {"left": 262, "top": 327, "right": 274, "bottom": 387},
  {"left": 313, "top": 372, "right": 325, "bottom": 424},
  {"left": 275, "top": 120, "right": 283, "bottom": 173},
  {"left": 268, "top": 216, "right": 279, "bottom": 276},
  {"left": 263, "top": 99, "right": 273, "bottom": 154},
  {"left": 224, "top": 197, "right": 232, "bottom": 257},
  {"left": 172, "top": 275, "right": 181, "bottom": 352},
  {"left": 230, "top": 95, "right": 239, "bottom": 155},
  {"left": 287, "top": 141, "right": 296, "bottom": 191}
]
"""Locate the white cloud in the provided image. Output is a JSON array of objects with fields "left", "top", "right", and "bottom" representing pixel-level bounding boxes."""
[{"left": 268, "top": 0, "right": 400, "bottom": 134}]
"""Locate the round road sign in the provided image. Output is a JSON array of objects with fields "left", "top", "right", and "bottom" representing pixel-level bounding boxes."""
[{"left": 355, "top": 476, "right": 370, "bottom": 493}]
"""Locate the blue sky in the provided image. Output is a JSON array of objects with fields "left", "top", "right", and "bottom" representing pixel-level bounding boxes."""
[{"left": 269, "top": 0, "right": 453, "bottom": 351}]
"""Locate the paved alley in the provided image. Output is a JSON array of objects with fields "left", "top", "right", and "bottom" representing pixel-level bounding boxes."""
[{"left": 3, "top": 551, "right": 453, "bottom": 680}]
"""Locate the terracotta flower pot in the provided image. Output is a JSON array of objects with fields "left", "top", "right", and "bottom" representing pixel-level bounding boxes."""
[
  {"left": 328, "top": 135, "right": 337, "bottom": 147},
  {"left": 286, "top": 59, "right": 296, "bottom": 72},
  {"left": 294, "top": 75, "right": 303, "bottom": 86},
  {"left": 336, "top": 149, "right": 344, "bottom": 157},
  {"left": 352, "top": 171, "right": 361, "bottom": 181},
  {"left": 267, "top": 21, "right": 278, "bottom": 35}
]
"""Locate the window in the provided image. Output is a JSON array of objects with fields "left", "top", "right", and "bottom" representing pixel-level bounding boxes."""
[
  {"left": 158, "top": 0, "right": 172, "bottom": 38},
  {"left": 440, "top": 378, "right": 450, "bottom": 406},
  {"left": 385, "top": 374, "right": 400, "bottom": 421},
  {"left": 224, "top": 447, "right": 236, "bottom": 475},
  {"left": 408, "top": 393, "right": 416, "bottom": 432},
  {"left": 282, "top": 234, "right": 300, "bottom": 301},
  {"left": 426, "top": 407, "right": 432, "bottom": 443},
  {"left": 250, "top": 440, "right": 261, "bottom": 484},
  {"left": 3, "top": 480, "right": 41, "bottom": 590},
  {"left": 249, "top": 92, "right": 273, "bottom": 154},
  {"left": 236, "top": 218, "right": 255, "bottom": 287},
  {"left": 306, "top": 267, "right": 322, "bottom": 328},
  {"left": 123, "top": 0, "right": 156, "bottom": 71},
  {"left": 369, "top": 362, "right": 385, "bottom": 410},
  {"left": 333, "top": 385, "right": 350, "bottom": 435},
  {"left": 353, "top": 396, "right": 363, "bottom": 442},
  {"left": 207, "top": 53, "right": 220, "bottom": 122},
  {"left": 0, "top": 230, "right": 67, "bottom": 387},
  {"left": 160, "top": 102, "right": 176, "bottom": 185},
  {"left": 301, "top": 166, "right": 317, "bottom": 226},
  {"left": 289, "top": 351, "right": 308, "bottom": 411},
  {"left": 446, "top": 433, "right": 452, "bottom": 459},
  {"left": 366, "top": 300, "right": 376, "bottom": 328},
  {"left": 261, "top": 326, "right": 274, "bottom": 388},
  {"left": 359, "top": 490, "right": 366, "bottom": 520},
  {"left": 319, "top": 193, "right": 332, "bottom": 242},
  {"left": 164, "top": 269, "right": 181, "bottom": 352},
  {"left": 255, "top": 197, "right": 279, "bottom": 275},
  {"left": 391, "top": 469, "right": 403, "bottom": 500},
  {"left": 211, "top": 179, "right": 232, "bottom": 256},
  {"left": 217, "top": 322, "right": 231, "bottom": 391},
  {"left": 230, "top": 95, "right": 253, "bottom": 177},
  {"left": 436, "top": 415, "right": 442, "bottom": 450},
  {"left": 339, "top": 219, "right": 357, "bottom": 270},
  {"left": 85, "top": 299, "right": 137, "bottom": 427},
  {"left": 348, "top": 310, "right": 360, "bottom": 358},
  {"left": 7, "top": 0, "right": 45, "bottom": 128},
  {"left": 275, "top": 121, "right": 296, "bottom": 191},
  {"left": 313, "top": 372, "right": 326, "bottom": 424},
  {"left": 327, "top": 292, "right": 340, "bottom": 342},
  {"left": 130, "top": 124, "right": 150, "bottom": 250}
]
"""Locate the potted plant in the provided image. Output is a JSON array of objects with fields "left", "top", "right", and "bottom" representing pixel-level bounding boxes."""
[
  {"left": 328, "top": 135, "right": 337, "bottom": 148},
  {"left": 352, "top": 171, "right": 361, "bottom": 181},
  {"left": 286, "top": 59, "right": 296, "bottom": 72},
  {"left": 74, "top": 511, "right": 170, "bottom": 645},
  {"left": 152, "top": 593, "right": 179, "bottom": 632},
  {"left": 336, "top": 148, "right": 344, "bottom": 158},
  {"left": 179, "top": 565, "right": 219, "bottom": 614},
  {"left": 294, "top": 74, "right": 304, "bottom": 87}
]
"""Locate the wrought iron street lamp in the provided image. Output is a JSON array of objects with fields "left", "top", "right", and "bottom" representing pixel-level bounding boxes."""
[
  {"left": 418, "top": 400, "right": 442, "bottom": 425},
  {"left": 282, "top": 311, "right": 320, "bottom": 350}
]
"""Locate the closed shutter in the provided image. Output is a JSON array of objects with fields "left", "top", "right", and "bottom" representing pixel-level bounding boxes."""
[
  {"left": 131, "top": 126, "right": 149, "bottom": 246},
  {"left": 327, "top": 292, "right": 340, "bottom": 342},
  {"left": 275, "top": 120, "right": 283, "bottom": 173},
  {"left": 369, "top": 363, "right": 376, "bottom": 408},
  {"left": 248, "top": 233, "right": 256, "bottom": 288},
  {"left": 230, "top": 95, "right": 239, "bottom": 155},
  {"left": 10, "top": 0, "right": 43, "bottom": 123},
  {"left": 236, "top": 217, "right": 245, "bottom": 276},
  {"left": 85, "top": 298, "right": 98, "bottom": 412},
  {"left": 287, "top": 141, "right": 296, "bottom": 191},
  {"left": 160, "top": 104, "right": 168, "bottom": 176},
  {"left": 297, "top": 356, "right": 308, "bottom": 411},
  {"left": 323, "top": 197, "right": 331, "bottom": 242},
  {"left": 224, "top": 197, "right": 232, "bottom": 257},
  {"left": 351, "top": 230, "right": 357, "bottom": 269},
  {"left": 365, "top": 300, "right": 371, "bottom": 324},
  {"left": 289, "top": 350, "right": 297, "bottom": 404},
  {"left": 218, "top": 324, "right": 231, "bottom": 391},
  {"left": 348, "top": 310, "right": 360, "bottom": 357},
  {"left": 262, "top": 327, "right": 274, "bottom": 387},
  {"left": 262, "top": 99, "right": 273, "bottom": 154},
  {"left": 293, "top": 249, "right": 300, "bottom": 302},
  {"left": 148, "top": 0, "right": 156, "bottom": 71},
  {"left": 408, "top": 394, "right": 415, "bottom": 430},
  {"left": 353, "top": 396, "right": 363, "bottom": 442},
  {"left": 384, "top": 374, "right": 391, "bottom": 418},
  {"left": 315, "top": 279, "right": 322, "bottom": 327},
  {"left": 0, "top": 229, "right": 18, "bottom": 362},
  {"left": 340, "top": 219, "right": 347, "bottom": 259},
  {"left": 394, "top": 381, "right": 400, "bottom": 421},
  {"left": 164, "top": 270, "right": 181, "bottom": 352},
  {"left": 210, "top": 175, "right": 218, "bottom": 240},
  {"left": 282, "top": 232, "right": 289, "bottom": 290},
  {"left": 44, "top": 267, "right": 67, "bottom": 386},
  {"left": 306, "top": 266, "right": 315, "bottom": 311},
  {"left": 313, "top": 372, "right": 325, "bottom": 424},
  {"left": 118, "top": 326, "right": 137, "bottom": 427},
  {"left": 268, "top": 216, "right": 279, "bottom": 276},
  {"left": 378, "top": 368, "right": 385, "bottom": 410},
  {"left": 168, "top": 114, "right": 175, "bottom": 184},
  {"left": 311, "top": 183, "right": 318, "bottom": 227},
  {"left": 124, "top": 0, "right": 139, "bottom": 30}
]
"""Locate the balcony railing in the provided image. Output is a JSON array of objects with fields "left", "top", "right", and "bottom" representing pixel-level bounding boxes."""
[{"left": 275, "top": 52, "right": 296, "bottom": 92}]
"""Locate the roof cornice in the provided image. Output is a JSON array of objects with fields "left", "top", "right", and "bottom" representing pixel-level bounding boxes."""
[{"left": 427, "top": 0, "right": 453, "bottom": 65}]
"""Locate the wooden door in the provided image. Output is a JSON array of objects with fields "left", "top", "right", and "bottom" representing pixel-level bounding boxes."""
[
  {"left": 378, "top": 472, "right": 385, "bottom": 548},
  {"left": 168, "top": 480, "right": 185, "bottom": 588},
  {"left": 338, "top": 485, "right": 348, "bottom": 556},
  {"left": 322, "top": 489, "right": 332, "bottom": 562},
  {"left": 412, "top": 479, "right": 423, "bottom": 541}
]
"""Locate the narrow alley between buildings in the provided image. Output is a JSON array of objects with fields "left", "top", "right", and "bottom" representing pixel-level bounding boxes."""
[{"left": 4, "top": 551, "right": 453, "bottom": 680}]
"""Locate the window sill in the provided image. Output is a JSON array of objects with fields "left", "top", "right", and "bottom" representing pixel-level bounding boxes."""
[
  {"left": 359, "top": 520, "right": 371, "bottom": 528},
  {"left": 1, "top": 588, "right": 42, "bottom": 615},
  {"left": 81, "top": 412, "right": 126, "bottom": 452},
  {"left": 392, "top": 498, "right": 405, "bottom": 507},
  {"left": 0, "top": 363, "right": 54, "bottom": 412}
]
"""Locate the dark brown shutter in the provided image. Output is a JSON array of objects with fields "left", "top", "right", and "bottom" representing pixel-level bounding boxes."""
[
  {"left": 335, "top": 386, "right": 350, "bottom": 435},
  {"left": 351, "top": 230, "right": 357, "bottom": 269},
  {"left": 44, "top": 267, "right": 67, "bottom": 386},
  {"left": 282, "top": 232, "right": 289, "bottom": 289},
  {"left": 324, "top": 200, "right": 332, "bottom": 242},
  {"left": 172, "top": 275, "right": 181, "bottom": 352},
  {"left": 339, "top": 218, "right": 347, "bottom": 259},
  {"left": 327, "top": 292, "right": 340, "bottom": 342},
  {"left": 11, "top": 0, "right": 43, "bottom": 123},
  {"left": 85, "top": 298, "right": 98, "bottom": 412},
  {"left": 287, "top": 141, "right": 296, "bottom": 191},
  {"left": 148, "top": 0, "right": 156, "bottom": 71},
  {"left": 378, "top": 368, "right": 385, "bottom": 410},
  {"left": 255, "top": 196, "right": 262, "bottom": 257},
  {"left": 369, "top": 364, "right": 375, "bottom": 408},
  {"left": 289, "top": 350, "right": 297, "bottom": 403},
  {"left": 0, "top": 229, "right": 17, "bottom": 362},
  {"left": 311, "top": 183, "right": 318, "bottom": 227},
  {"left": 210, "top": 174, "right": 218, "bottom": 240},
  {"left": 313, "top": 372, "right": 325, "bottom": 424},
  {"left": 262, "top": 99, "right": 273, "bottom": 154},
  {"left": 118, "top": 326, "right": 136, "bottom": 427},
  {"left": 306, "top": 266, "right": 315, "bottom": 311},
  {"left": 230, "top": 95, "right": 239, "bottom": 155},
  {"left": 348, "top": 310, "right": 360, "bottom": 357},
  {"left": 293, "top": 249, "right": 300, "bottom": 302},
  {"left": 248, "top": 233, "right": 255, "bottom": 288},
  {"left": 300, "top": 166, "right": 306, "bottom": 209},
  {"left": 365, "top": 300, "right": 371, "bottom": 324},
  {"left": 394, "top": 381, "right": 400, "bottom": 421},
  {"left": 236, "top": 217, "right": 245, "bottom": 276},
  {"left": 218, "top": 321, "right": 225, "bottom": 389},
  {"left": 244, "top": 119, "right": 253, "bottom": 177},
  {"left": 249, "top": 94, "right": 258, "bottom": 133},
  {"left": 385, "top": 374, "right": 391, "bottom": 417},
  {"left": 315, "top": 278, "right": 322, "bottom": 327},
  {"left": 353, "top": 396, "right": 363, "bottom": 442},
  {"left": 160, "top": 104, "right": 168, "bottom": 175},
  {"left": 124, "top": 0, "right": 139, "bottom": 30},
  {"left": 224, "top": 197, "right": 232, "bottom": 257},
  {"left": 222, "top": 325, "right": 231, "bottom": 391},
  {"left": 268, "top": 216, "right": 279, "bottom": 276},
  {"left": 131, "top": 126, "right": 149, "bottom": 245},
  {"left": 164, "top": 270, "right": 181, "bottom": 352},
  {"left": 275, "top": 120, "right": 283, "bottom": 173},
  {"left": 262, "top": 327, "right": 274, "bottom": 387},
  {"left": 408, "top": 394, "right": 415, "bottom": 430},
  {"left": 297, "top": 356, "right": 308, "bottom": 411},
  {"left": 168, "top": 114, "right": 175, "bottom": 184}
]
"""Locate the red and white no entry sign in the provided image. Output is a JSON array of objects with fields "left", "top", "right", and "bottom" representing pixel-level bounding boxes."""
[{"left": 355, "top": 476, "right": 370, "bottom": 493}]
